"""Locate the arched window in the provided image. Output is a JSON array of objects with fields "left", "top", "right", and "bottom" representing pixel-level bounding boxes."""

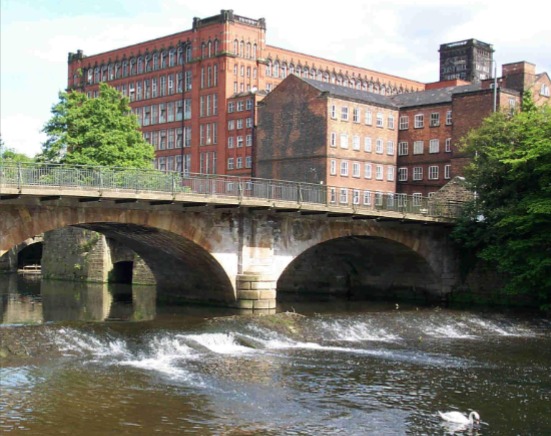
[
  {"left": 130, "top": 58, "right": 137, "bottom": 75},
  {"left": 289, "top": 64, "right": 295, "bottom": 75},
  {"left": 252, "top": 43, "right": 257, "bottom": 59},
  {"left": 273, "top": 61, "right": 279, "bottom": 77},
  {"left": 201, "top": 42, "right": 207, "bottom": 59},
  {"left": 94, "top": 67, "right": 100, "bottom": 83},
  {"left": 137, "top": 57, "right": 144, "bottom": 74},
  {"left": 296, "top": 65, "right": 302, "bottom": 77},
  {"left": 239, "top": 40, "right": 244, "bottom": 57},
  {"left": 186, "top": 44, "right": 192, "bottom": 62},
  {"left": 115, "top": 62, "right": 121, "bottom": 79},
  {"left": 246, "top": 42, "right": 251, "bottom": 59},
  {"left": 266, "top": 60, "right": 272, "bottom": 77},
  {"left": 214, "top": 39, "right": 219, "bottom": 55},
  {"left": 207, "top": 41, "right": 212, "bottom": 58},
  {"left": 145, "top": 55, "right": 151, "bottom": 72},
  {"left": 169, "top": 49, "right": 176, "bottom": 67},
  {"left": 281, "top": 62, "right": 287, "bottom": 79},
  {"left": 161, "top": 51, "right": 168, "bottom": 68},
  {"left": 108, "top": 63, "right": 114, "bottom": 80},
  {"left": 177, "top": 46, "right": 184, "bottom": 65},
  {"left": 122, "top": 61, "right": 128, "bottom": 78},
  {"left": 153, "top": 53, "right": 159, "bottom": 70},
  {"left": 234, "top": 39, "right": 239, "bottom": 55}
]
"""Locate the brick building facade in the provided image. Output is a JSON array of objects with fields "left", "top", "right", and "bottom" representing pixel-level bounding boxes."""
[{"left": 67, "top": 9, "right": 423, "bottom": 176}]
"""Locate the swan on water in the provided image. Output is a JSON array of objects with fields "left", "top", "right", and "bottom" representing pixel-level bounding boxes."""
[{"left": 438, "top": 411, "right": 480, "bottom": 425}]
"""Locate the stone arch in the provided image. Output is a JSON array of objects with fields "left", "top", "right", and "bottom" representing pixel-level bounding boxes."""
[
  {"left": 1, "top": 206, "right": 239, "bottom": 305},
  {"left": 268, "top": 218, "right": 456, "bottom": 303}
]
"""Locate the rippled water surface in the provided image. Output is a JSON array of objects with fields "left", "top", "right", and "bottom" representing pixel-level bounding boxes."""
[{"left": 1, "top": 279, "right": 550, "bottom": 435}]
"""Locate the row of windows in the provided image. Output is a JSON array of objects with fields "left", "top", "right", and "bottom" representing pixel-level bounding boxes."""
[
  {"left": 398, "top": 139, "right": 452, "bottom": 155},
  {"left": 329, "top": 133, "right": 396, "bottom": 155},
  {"left": 233, "top": 40, "right": 258, "bottom": 59},
  {"left": 200, "top": 94, "right": 218, "bottom": 117},
  {"left": 329, "top": 160, "right": 395, "bottom": 181},
  {"left": 227, "top": 135, "right": 253, "bottom": 148},
  {"left": 144, "top": 128, "right": 191, "bottom": 150},
  {"left": 133, "top": 100, "right": 192, "bottom": 127},
  {"left": 82, "top": 45, "right": 193, "bottom": 85},
  {"left": 330, "top": 105, "right": 396, "bottom": 128},
  {"left": 227, "top": 156, "right": 252, "bottom": 170},
  {"left": 399, "top": 111, "right": 452, "bottom": 130},
  {"left": 228, "top": 99, "right": 254, "bottom": 113},
  {"left": 158, "top": 152, "right": 217, "bottom": 175},
  {"left": 397, "top": 165, "right": 451, "bottom": 181},
  {"left": 109, "top": 73, "right": 192, "bottom": 102},
  {"left": 265, "top": 61, "right": 407, "bottom": 95},
  {"left": 233, "top": 64, "right": 258, "bottom": 79},
  {"left": 228, "top": 118, "right": 253, "bottom": 130},
  {"left": 328, "top": 189, "right": 425, "bottom": 207}
]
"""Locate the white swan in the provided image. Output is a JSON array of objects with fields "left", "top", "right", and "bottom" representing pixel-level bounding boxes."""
[{"left": 438, "top": 410, "right": 480, "bottom": 425}]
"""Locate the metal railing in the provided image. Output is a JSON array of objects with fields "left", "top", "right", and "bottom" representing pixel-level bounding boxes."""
[{"left": 0, "top": 162, "right": 463, "bottom": 219}]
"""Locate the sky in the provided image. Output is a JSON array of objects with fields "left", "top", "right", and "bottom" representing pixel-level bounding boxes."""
[{"left": 1, "top": 0, "right": 550, "bottom": 157}]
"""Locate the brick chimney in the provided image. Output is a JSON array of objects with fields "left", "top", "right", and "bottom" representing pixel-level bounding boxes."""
[{"left": 501, "top": 61, "right": 536, "bottom": 93}]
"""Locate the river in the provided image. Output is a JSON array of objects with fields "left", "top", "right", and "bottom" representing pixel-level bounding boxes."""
[{"left": 1, "top": 275, "right": 550, "bottom": 435}]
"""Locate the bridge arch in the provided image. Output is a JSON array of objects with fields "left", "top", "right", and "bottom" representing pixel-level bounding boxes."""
[
  {"left": 269, "top": 218, "right": 455, "bottom": 303},
  {"left": 1, "top": 205, "right": 239, "bottom": 305}
]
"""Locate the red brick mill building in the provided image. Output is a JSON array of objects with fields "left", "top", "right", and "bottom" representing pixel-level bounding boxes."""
[{"left": 67, "top": 9, "right": 550, "bottom": 198}]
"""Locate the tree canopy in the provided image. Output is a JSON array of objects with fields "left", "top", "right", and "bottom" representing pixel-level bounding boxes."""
[
  {"left": 39, "top": 82, "right": 154, "bottom": 168},
  {"left": 0, "top": 137, "right": 34, "bottom": 163},
  {"left": 452, "top": 94, "right": 551, "bottom": 308}
]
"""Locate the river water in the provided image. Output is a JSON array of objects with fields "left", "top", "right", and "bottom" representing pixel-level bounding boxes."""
[{"left": 1, "top": 275, "right": 550, "bottom": 435}]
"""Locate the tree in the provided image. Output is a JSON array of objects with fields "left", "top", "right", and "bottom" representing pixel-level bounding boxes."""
[
  {"left": 0, "top": 136, "right": 34, "bottom": 163},
  {"left": 39, "top": 82, "right": 154, "bottom": 168},
  {"left": 452, "top": 94, "right": 551, "bottom": 308}
]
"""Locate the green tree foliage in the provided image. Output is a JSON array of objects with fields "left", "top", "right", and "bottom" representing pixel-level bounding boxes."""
[
  {"left": 452, "top": 94, "right": 551, "bottom": 307},
  {"left": 0, "top": 137, "right": 34, "bottom": 163},
  {"left": 39, "top": 83, "right": 154, "bottom": 168}
]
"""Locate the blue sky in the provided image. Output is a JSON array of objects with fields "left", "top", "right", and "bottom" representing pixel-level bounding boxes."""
[{"left": 2, "top": 0, "right": 549, "bottom": 157}]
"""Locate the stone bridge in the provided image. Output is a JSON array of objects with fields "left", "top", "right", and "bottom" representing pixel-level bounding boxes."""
[{"left": 0, "top": 164, "right": 462, "bottom": 309}]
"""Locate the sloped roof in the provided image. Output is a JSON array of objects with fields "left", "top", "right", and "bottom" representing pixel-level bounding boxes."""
[
  {"left": 390, "top": 83, "right": 482, "bottom": 107},
  {"left": 300, "top": 77, "right": 398, "bottom": 109}
]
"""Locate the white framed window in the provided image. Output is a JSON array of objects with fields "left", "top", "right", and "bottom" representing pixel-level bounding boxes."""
[
  {"left": 246, "top": 156, "right": 252, "bottom": 168},
  {"left": 398, "top": 141, "right": 408, "bottom": 156},
  {"left": 364, "top": 137, "right": 372, "bottom": 152},
  {"left": 375, "top": 191, "right": 383, "bottom": 206},
  {"left": 237, "top": 101, "right": 245, "bottom": 111},
  {"left": 445, "top": 138, "right": 452, "bottom": 152},
  {"left": 386, "top": 193, "right": 395, "bottom": 208},
  {"left": 246, "top": 134, "right": 252, "bottom": 146},
  {"left": 365, "top": 110, "right": 373, "bottom": 125},
  {"left": 428, "top": 165, "right": 439, "bottom": 180},
  {"left": 376, "top": 138, "right": 384, "bottom": 154},
  {"left": 228, "top": 120, "right": 235, "bottom": 130},
  {"left": 429, "top": 139, "right": 439, "bottom": 153},
  {"left": 444, "top": 164, "right": 451, "bottom": 179},
  {"left": 352, "top": 135, "right": 360, "bottom": 151},
  {"left": 236, "top": 119, "right": 243, "bottom": 129},
  {"left": 413, "top": 141, "right": 424, "bottom": 155},
  {"left": 228, "top": 137, "right": 234, "bottom": 148},
  {"left": 227, "top": 158, "right": 234, "bottom": 170},
  {"left": 446, "top": 110, "right": 452, "bottom": 125},
  {"left": 413, "top": 167, "right": 423, "bottom": 180},
  {"left": 397, "top": 193, "right": 407, "bottom": 208},
  {"left": 376, "top": 164, "right": 383, "bottom": 180},
  {"left": 541, "top": 84, "right": 550, "bottom": 97},
  {"left": 330, "top": 104, "right": 337, "bottom": 119},
  {"left": 412, "top": 193, "right": 422, "bottom": 207},
  {"left": 352, "top": 162, "right": 361, "bottom": 178},
  {"left": 340, "top": 133, "right": 348, "bottom": 149},
  {"left": 330, "top": 159, "right": 337, "bottom": 175},
  {"left": 376, "top": 112, "right": 384, "bottom": 127},
  {"left": 237, "top": 136, "right": 243, "bottom": 147},
  {"left": 387, "top": 166, "right": 395, "bottom": 181},
  {"left": 430, "top": 113, "right": 440, "bottom": 127},
  {"left": 399, "top": 116, "right": 409, "bottom": 130},
  {"left": 414, "top": 114, "right": 424, "bottom": 128},
  {"left": 364, "top": 163, "right": 372, "bottom": 179},
  {"left": 330, "top": 132, "right": 337, "bottom": 147},
  {"left": 363, "top": 190, "right": 372, "bottom": 206},
  {"left": 353, "top": 189, "right": 360, "bottom": 205},
  {"left": 340, "top": 160, "right": 349, "bottom": 176},
  {"left": 353, "top": 108, "right": 360, "bottom": 123},
  {"left": 340, "top": 188, "right": 348, "bottom": 204},
  {"left": 386, "top": 140, "right": 395, "bottom": 155},
  {"left": 330, "top": 187, "right": 336, "bottom": 203},
  {"left": 398, "top": 167, "right": 408, "bottom": 181},
  {"left": 228, "top": 102, "right": 235, "bottom": 113},
  {"left": 246, "top": 117, "right": 253, "bottom": 128},
  {"left": 341, "top": 106, "right": 349, "bottom": 121},
  {"left": 388, "top": 115, "right": 395, "bottom": 130}
]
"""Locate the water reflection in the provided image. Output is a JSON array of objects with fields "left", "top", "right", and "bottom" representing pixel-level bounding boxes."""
[{"left": 0, "top": 274, "right": 156, "bottom": 325}]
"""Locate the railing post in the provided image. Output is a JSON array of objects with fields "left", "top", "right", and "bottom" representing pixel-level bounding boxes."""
[
  {"left": 17, "top": 162, "right": 22, "bottom": 189},
  {"left": 297, "top": 183, "right": 302, "bottom": 204}
]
